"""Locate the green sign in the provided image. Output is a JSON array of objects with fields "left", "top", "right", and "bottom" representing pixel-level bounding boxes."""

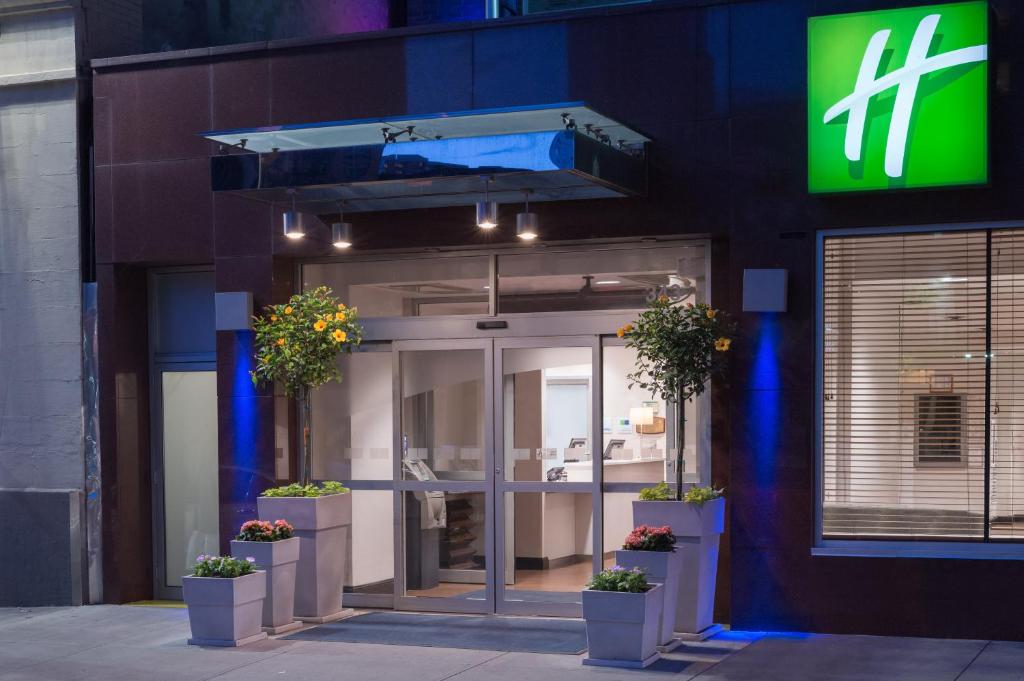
[{"left": 808, "top": 1, "right": 988, "bottom": 193}]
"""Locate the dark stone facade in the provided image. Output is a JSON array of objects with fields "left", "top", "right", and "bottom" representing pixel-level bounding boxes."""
[{"left": 92, "top": 0, "right": 1024, "bottom": 636}]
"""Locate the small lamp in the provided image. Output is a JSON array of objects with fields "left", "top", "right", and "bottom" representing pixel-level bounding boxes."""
[{"left": 516, "top": 189, "right": 538, "bottom": 241}]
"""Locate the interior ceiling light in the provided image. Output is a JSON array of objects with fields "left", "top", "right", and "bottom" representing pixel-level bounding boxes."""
[
  {"left": 596, "top": 280, "right": 621, "bottom": 285},
  {"left": 282, "top": 189, "right": 305, "bottom": 239},
  {"left": 332, "top": 202, "right": 352, "bottom": 249},
  {"left": 475, "top": 177, "right": 498, "bottom": 230},
  {"left": 516, "top": 189, "right": 538, "bottom": 241}
]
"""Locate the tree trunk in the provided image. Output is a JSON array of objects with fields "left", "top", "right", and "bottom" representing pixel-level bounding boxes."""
[
  {"left": 299, "top": 386, "right": 312, "bottom": 486},
  {"left": 675, "top": 378, "right": 686, "bottom": 501},
  {"left": 675, "top": 396, "right": 685, "bottom": 501}
]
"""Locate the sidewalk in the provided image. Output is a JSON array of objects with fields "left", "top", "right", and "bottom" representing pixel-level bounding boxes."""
[{"left": 0, "top": 605, "right": 1021, "bottom": 680}]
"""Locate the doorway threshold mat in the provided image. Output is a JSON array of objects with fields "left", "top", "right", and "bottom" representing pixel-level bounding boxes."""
[{"left": 283, "top": 611, "right": 587, "bottom": 654}]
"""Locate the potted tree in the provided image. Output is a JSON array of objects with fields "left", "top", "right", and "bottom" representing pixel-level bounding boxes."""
[
  {"left": 183, "top": 555, "right": 266, "bottom": 647},
  {"left": 582, "top": 566, "right": 663, "bottom": 669},
  {"left": 614, "top": 525, "right": 683, "bottom": 651},
  {"left": 251, "top": 286, "right": 362, "bottom": 623},
  {"left": 620, "top": 297, "right": 732, "bottom": 639},
  {"left": 230, "top": 519, "right": 301, "bottom": 634}
]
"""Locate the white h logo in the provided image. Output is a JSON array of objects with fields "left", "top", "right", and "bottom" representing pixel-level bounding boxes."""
[{"left": 823, "top": 14, "right": 987, "bottom": 178}]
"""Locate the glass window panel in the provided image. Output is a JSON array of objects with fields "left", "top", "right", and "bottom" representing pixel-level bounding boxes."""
[
  {"left": 989, "top": 229, "right": 1024, "bottom": 538},
  {"left": 312, "top": 350, "right": 393, "bottom": 481},
  {"left": 603, "top": 491, "right": 641, "bottom": 569},
  {"left": 503, "top": 492, "right": 593, "bottom": 605},
  {"left": 402, "top": 490, "right": 486, "bottom": 600},
  {"left": 497, "top": 244, "right": 705, "bottom": 314},
  {"left": 502, "top": 346, "right": 592, "bottom": 482},
  {"left": 821, "top": 231, "right": 987, "bottom": 539},
  {"left": 161, "top": 371, "right": 219, "bottom": 588},
  {"left": 303, "top": 257, "right": 490, "bottom": 318},
  {"left": 345, "top": 490, "right": 394, "bottom": 596},
  {"left": 602, "top": 344, "right": 698, "bottom": 483},
  {"left": 401, "top": 349, "right": 486, "bottom": 481}
]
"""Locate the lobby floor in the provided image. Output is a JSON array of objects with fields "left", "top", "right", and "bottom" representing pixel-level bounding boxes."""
[{"left": 1, "top": 605, "right": 1023, "bottom": 681}]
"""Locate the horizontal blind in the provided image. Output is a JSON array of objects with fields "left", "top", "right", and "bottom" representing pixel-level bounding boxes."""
[
  {"left": 822, "top": 231, "right": 987, "bottom": 539},
  {"left": 990, "top": 229, "right": 1024, "bottom": 539}
]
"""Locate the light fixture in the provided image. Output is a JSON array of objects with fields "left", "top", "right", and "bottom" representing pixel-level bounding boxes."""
[
  {"left": 282, "top": 190, "right": 305, "bottom": 239},
  {"left": 332, "top": 222, "right": 352, "bottom": 249},
  {"left": 331, "top": 202, "right": 352, "bottom": 249},
  {"left": 596, "top": 280, "right": 621, "bottom": 285},
  {"left": 475, "top": 177, "right": 498, "bottom": 229},
  {"left": 516, "top": 189, "right": 538, "bottom": 241}
]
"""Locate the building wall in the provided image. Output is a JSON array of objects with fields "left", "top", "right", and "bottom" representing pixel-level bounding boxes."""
[
  {"left": 0, "top": 2, "right": 85, "bottom": 606},
  {"left": 91, "top": 0, "right": 1024, "bottom": 637}
]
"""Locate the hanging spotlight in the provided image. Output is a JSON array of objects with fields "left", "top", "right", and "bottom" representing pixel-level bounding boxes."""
[
  {"left": 475, "top": 177, "right": 498, "bottom": 230},
  {"left": 282, "top": 190, "right": 305, "bottom": 239},
  {"left": 331, "top": 222, "right": 352, "bottom": 249},
  {"left": 332, "top": 202, "right": 352, "bottom": 249},
  {"left": 516, "top": 189, "right": 538, "bottom": 241}
]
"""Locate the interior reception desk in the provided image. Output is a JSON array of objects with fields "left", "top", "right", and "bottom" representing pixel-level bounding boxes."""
[{"left": 510, "top": 458, "right": 666, "bottom": 574}]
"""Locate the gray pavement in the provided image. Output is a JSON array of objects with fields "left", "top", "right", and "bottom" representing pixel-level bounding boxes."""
[{"left": 0, "top": 605, "right": 1021, "bottom": 680}]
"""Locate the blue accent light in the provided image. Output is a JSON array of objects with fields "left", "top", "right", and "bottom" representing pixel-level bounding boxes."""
[
  {"left": 748, "top": 313, "right": 782, "bottom": 485},
  {"left": 232, "top": 330, "right": 259, "bottom": 502}
]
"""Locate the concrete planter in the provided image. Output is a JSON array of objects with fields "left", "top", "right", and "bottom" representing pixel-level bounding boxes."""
[
  {"left": 256, "top": 493, "right": 352, "bottom": 623},
  {"left": 230, "top": 536, "right": 301, "bottom": 634},
  {"left": 581, "top": 584, "right": 663, "bottom": 669},
  {"left": 183, "top": 570, "right": 267, "bottom": 647},
  {"left": 632, "top": 497, "right": 725, "bottom": 637},
  {"left": 615, "top": 549, "right": 683, "bottom": 649}
]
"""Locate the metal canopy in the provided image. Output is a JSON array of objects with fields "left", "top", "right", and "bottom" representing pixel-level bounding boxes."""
[
  {"left": 201, "top": 102, "right": 650, "bottom": 153},
  {"left": 203, "top": 103, "right": 648, "bottom": 213}
]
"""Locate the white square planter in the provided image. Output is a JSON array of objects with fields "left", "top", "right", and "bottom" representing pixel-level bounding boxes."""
[
  {"left": 632, "top": 497, "right": 725, "bottom": 636},
  {"left": 183, "top": 570, "right": 267, "bottom": 647},
  {"left": 615, "top": 549, "right": 683, "bottom": 648},
  {"left": 230, "top": 536, "right": 301, "bottom": 634},
  {"left": 256, "top": 493, "right": 352, "bottom": 623},
  {"left": 582, "top": 584, "right": 663, "bottom": 669}
]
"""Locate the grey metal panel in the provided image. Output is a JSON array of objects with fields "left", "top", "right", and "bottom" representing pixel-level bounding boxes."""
[{"left": 0, "top": 489, "right": 81, "bottom": 606}]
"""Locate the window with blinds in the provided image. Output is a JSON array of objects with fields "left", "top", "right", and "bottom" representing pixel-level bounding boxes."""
[{"left": 821, "top": 230, "right": 992, "bottom": 540}]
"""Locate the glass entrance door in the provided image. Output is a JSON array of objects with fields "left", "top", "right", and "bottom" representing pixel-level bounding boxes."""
[
  {"left": 494, "top": 338, "right": 599, "bottom": 617},
  {"left": 394, "top": 340, "right": 494, "bottom": 613}
]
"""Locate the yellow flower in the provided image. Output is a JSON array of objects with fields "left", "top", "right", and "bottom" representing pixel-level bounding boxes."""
[
  {"left": 284, "top": 305, "right": 293, "bottom": 315},
  {"left": 276, "top": 337, "right": 286, "bottom": 346},
  {"left": 335, "top": 311, "right": 346, "bottom": 321},
  {"left": 332, "top": 329, "right": 347, "bottom": 343},
  {"left": 706, "top": 309, "right": 717, "bottom": 319},
  {"left": 337, "top": 303, "right": 346, "bottom": 311},
  {"left": 616, "top": 323, "right": 634, "bottom": 338},
  {"left": 313, "top": 320, "right": 327, "bottom": 332},
  {"left": 715, "top": 337, "right": 731, "bottom": 352},
  {"left": 270, "top": 315, "right": 278, "bottom": 322},
  {"left": 658, "top": 294, "right": 669, "bottom": 303}
]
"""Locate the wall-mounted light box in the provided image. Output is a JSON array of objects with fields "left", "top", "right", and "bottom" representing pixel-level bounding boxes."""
[
  {"left": 215, "top": 292, "right": 253, "bottom": 331},
  {"left": 743, "top": 269, "right": 787, "bottom": 312},
  {"left": 807, "top": 1, "right": 988, "bottom": 193}
]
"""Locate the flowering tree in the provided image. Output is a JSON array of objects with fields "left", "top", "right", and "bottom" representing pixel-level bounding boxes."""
[
  {"left": 619, "top": 296, "right": 732, "bottom": 500},
  {"left": 251, "top": 286, "right": 362, "bottom": 485}
]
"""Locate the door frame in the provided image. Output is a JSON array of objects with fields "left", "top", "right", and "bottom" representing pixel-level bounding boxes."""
[{"left": 148, "top": 266, "right": 217, "bottom": 601}]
